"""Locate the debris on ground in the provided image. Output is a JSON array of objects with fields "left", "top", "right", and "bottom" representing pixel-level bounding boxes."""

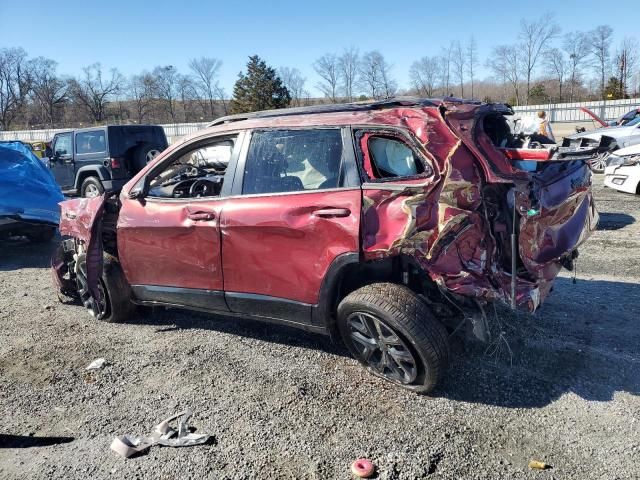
[
  {"left": 110, "top": 409, "right": 210, "bottom": 459},
  {"left": 85, "top": 358, "right": 107, "bottom": 370},
  {"left": 529, "top": 459, "right": 550, "bottom": 470},
  {"left": 350, "top": 458, "right": 375, "bottom": 478}
]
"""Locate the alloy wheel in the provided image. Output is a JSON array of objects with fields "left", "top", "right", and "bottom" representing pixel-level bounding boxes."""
[
  {"left": 346, "top": 312, "right": 418, "bottom": 384},
  {"left": 75, "top": 259, "right": 108, "bottom": 319},
  {"left": 146, "top": 149, "right": 160, "bottom": 164},
  {"left": 591, "top": 153, "right": 609, "bottom": 173},
  {"left": 84, "top": 183, "right": 100, "bottom": 198}
]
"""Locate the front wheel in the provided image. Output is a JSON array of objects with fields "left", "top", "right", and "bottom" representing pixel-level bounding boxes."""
[
  {"left": 590, "top": 152, "right": 609, "bottom": 173},
  {"left": 337, "top": 283, "right": 450, "bottom": 393}
]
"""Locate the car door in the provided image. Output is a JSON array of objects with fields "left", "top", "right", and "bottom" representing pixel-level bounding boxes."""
[
  {"left": 220, "top": 127, "right": 361, "bottom": 324},
  {"left": 50, "top": 132, "right": 75, "bottom": 188},
  {"left": 116, "top": 132, "right": 244, "bottom": 312}
]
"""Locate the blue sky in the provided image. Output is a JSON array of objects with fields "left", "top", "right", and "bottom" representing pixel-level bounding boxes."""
[{"left": 0, "top": 0, "right": 637, "bottom": 96}]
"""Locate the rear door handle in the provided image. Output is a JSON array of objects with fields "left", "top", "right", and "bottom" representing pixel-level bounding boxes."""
[
  {"left": 313, "top": 208, "right": 351, "bottom": 218},
  {"left": 188, "top": 211, "right": 215, "bottom": 221}
]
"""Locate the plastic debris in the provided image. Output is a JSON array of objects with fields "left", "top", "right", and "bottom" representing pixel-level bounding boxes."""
[
  {"left": 86, "top": 358, "right": 107, "bottom": 370},
  {"left": 351, "top": 458, "right": 375, "bottom": 478},
  {"left": 528, "top": 459, "right": 550, "bottom": 470},
  {"left": 111, "top": 409, "right": 210, "bottom": 458}
]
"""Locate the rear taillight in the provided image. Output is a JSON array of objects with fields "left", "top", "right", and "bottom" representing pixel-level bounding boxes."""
[{"left": 110, "top": 157, "right": 122, "bottom": 169}]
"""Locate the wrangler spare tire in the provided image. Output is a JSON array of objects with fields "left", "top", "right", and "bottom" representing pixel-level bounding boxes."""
[{"left": 131, "top": 143, "right": 162, "bottom": 173}]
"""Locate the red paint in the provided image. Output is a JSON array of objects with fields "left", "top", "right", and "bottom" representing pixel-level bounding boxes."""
[
  {"left": 117, "top": 198, "right": 224, "bottom": 290},
  {"left": 500, "top": 148, "right": 553, "bottom": 161},
  {"left": 220, "top": 189, "right": 361, "bottom": 304}
]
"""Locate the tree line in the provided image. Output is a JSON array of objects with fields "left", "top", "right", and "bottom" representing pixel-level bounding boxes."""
[{"left": 1, "top": 13, "right": 638, "bottom": 131}]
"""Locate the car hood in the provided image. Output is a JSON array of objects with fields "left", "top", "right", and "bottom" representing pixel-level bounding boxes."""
[
  {"left": 610, "top": 143, "right": 640, "bottom": 156},
  {"left": 568, "top": 124, "right": 636, "bottom": 141}
]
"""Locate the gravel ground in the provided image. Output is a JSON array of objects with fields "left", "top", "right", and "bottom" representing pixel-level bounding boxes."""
[{"left": 1, "top": 179, "right": 638, "bottom": 479}]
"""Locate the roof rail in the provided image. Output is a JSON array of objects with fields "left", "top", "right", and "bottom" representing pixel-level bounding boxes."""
[{"left": 206, "top": 97, "right": 463, "bottom": 127}]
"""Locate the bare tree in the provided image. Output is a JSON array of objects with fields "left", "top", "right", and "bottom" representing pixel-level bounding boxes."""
[
  {"left": 615, "top": 37, "right": 639, "bottom": 98},
  {"left": 0, "top": 47, "right": 33, "bottom": 130},
  {"left": 68, "top": 63, "right": 123, "bottom": 123},
  {"left": 338, "top": 47, "right": 359, "bottom": 101},
  {"left": 313, "top": 54, "right": 339, "bottom": 102},
  {"left": 544, "top": 48, "right": 567, "bottom": 102},
  {"left": 519, "top": 13, "right": 560, "bottom": 104},
  {"left": 409, "top": 56, "right": 439, "bottom": 96},
  {"left": 487, "top": 45, "right": 521, "bottom": 105},
  {"left": 452, "top": 41, "right": 466, "bottom": 97},
  {"left": 466, "top": 36, "right": 478, "bottom": 99},
  {"left": 152, "top": 65, "right": 179, "bottom": 122},
  {"left": 30, "top": 57, "right": 66, "bottom": 127},
  {"left": 278, "top": 67, "right": 306, "bottom": 107},
  {"left": 563, "top": 32, "right": 591, "bottom": 102},
  {"left": 178, "top": 74, "right": 199, "bottom": 122},
  {"left": 359, "top": 50, "right": 396, "bottom": 100},
  {"left": 127, "top": 72, "right": 155, "bottom": 123},
  {"left": 590, "top": 25, "right": 614, "bottom": 99},
  {"left": 188, "top": 57, "right": 223, "bottom": 119},
  {"left": 439, "top": 44, "right": 453, "bottom": 95}
]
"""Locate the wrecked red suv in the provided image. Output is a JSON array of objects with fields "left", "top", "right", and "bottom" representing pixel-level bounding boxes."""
[{"left": 52, "top": 98, "right": 599, "bottom": 393}]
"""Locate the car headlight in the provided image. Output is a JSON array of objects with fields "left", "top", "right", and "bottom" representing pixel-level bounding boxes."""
[{"left": 607, "top": 154, "right": 640, "bottom": 166}]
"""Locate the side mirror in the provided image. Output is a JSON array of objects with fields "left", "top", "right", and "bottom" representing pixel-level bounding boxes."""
[{"left": 127, "top": 176, "right": 150, "bottom": 200}]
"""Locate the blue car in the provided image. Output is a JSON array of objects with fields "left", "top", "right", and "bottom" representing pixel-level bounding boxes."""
[{"left": 0, "top": 141, "right": 64, "bottom": 242}]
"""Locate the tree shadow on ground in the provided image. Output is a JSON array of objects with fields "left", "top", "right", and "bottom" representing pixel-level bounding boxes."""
[
  {"left": 597, "top": 212, "right": 635, "bottom": 230},
  {"left": 434, "top": 277, "right": 640, "bottom": 408}
]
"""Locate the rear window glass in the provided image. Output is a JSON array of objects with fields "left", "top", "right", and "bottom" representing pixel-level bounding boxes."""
[
  {"left": 76, "top": 131, "right": 106, "bottom": 154},
  {"left": 357, "top": 133, "right": 429, "bottom": 180},
  {"left": 242, "top": 129, "right": 343, "bottom": 195}
]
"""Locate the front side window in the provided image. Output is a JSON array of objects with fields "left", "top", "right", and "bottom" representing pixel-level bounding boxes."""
[
  {"left": 242, "top": 129, "right": 343, "bottom": 195},
  {"left": 75, "top": 131, "right": 106, "bottom": 154},
  {"left": 356, "top": 132, "right": 431, "bottom": 180},
  {"left": 147, "top": 136, "right": 236, "bottom": 198},
  {"left": 54, "top": 133, "right": 72, "bottom": 156}
]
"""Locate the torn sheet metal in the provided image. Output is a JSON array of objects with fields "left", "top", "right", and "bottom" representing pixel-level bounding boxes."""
[{"left": 111, "top": 409, "right": 210, "bottom": 458}]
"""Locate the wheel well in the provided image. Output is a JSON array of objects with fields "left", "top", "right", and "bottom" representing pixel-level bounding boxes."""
[
  {"left": 321, "top": 254, "right": 453, "bottom": 340},
  {"left": 75, "top": 170, "right": 100, "bottom": 191}
]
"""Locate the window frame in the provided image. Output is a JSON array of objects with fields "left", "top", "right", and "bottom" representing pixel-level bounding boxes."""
[
  {"left": 138, "top": 131, "right": 245, "bottom": 203},
  {"left": 53, "top": 132, "right": 73, "bottom": 157},
  {"left": 351, "top": 126, "right": 435, "bottom": 185},
  {"left": 229, "top": 127, "right": 360, "bottom": 198}
]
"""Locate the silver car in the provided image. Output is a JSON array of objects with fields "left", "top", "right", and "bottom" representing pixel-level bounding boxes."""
[{"left": 567, "top": 116, "right": 640, "bottom": 172}]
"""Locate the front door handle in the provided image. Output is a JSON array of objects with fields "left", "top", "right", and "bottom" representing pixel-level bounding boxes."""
[
  {"left": 313, "top": 208, "right": 351, "bottom": 218},
  {"left": 188, "top": 211, "right": 215, "bottom": 221}
]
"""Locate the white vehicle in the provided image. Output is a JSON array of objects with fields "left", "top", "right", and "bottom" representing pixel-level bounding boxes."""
[{"left": 604, "top": 143, "right": 640, "bottom": 194}]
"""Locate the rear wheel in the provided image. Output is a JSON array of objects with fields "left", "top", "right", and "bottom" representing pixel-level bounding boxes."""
[
  {"left": 337, "top": 283, "right": 450, "bottom": 393},
  {"left": 81, "top": 176, "right": 104, "bottom": 198},
  {"left": 75, "top": 253, "right": 136, "bottom": 323}
]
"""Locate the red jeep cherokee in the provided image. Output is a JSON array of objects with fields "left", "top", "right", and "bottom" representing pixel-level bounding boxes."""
[{"left": 52, "top": 98, "right": 599, "bottom": 393}]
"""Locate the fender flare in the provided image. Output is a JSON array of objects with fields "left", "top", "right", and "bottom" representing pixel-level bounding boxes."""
[{"left": 74, "top": 165, "right": 112, "bottom": 189}]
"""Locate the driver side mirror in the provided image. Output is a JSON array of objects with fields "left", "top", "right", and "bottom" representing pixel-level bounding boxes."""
[{"left": 128, "top": 175, "right": 150, "bottom": 200}]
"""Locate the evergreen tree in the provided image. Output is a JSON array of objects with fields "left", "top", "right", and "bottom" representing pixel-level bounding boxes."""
[{"left": 230, "top": 56, "right": 291, "bottom": 114}]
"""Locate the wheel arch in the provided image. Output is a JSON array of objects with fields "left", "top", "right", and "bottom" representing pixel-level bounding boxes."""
[{"left": 74, "top": 166, "right": 110, "bottom": 190}]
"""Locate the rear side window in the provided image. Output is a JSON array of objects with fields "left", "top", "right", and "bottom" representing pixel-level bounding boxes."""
[
  {"left": 76, "top": 130, "right": 106, "bottom": 154},
  {"left": 242, "top": 129, "right": 343, "bottom": 195},
  {"left": 356, "top": 131, "right": 430, "bottom": 180}
]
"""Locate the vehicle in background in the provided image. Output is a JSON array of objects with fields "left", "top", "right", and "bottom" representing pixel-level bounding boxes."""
[
  {"left": 49, "top": 125, "right": 168, "bottom": 197},
  {"left": 28, "top": 140, "right": 48, "bottom": 158},
  {"left": 566, "top": 116, "right": 640, "bottom": 172},
  {"left": 53, "top": 98, "right": 600, "bottom": 393},
  {"left": 604, "top": 143, "right": 640, "bottom": 194},
  {"left": 578, "top": 106, "right": 640, "bottom": 129},
  {"left": 0, "top": 141, "right": 63, "bottom": 242}
]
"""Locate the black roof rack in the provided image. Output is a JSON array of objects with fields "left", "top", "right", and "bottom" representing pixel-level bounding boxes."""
[{"left": 207, "top": 96, "right": 475, "bottom": 127}]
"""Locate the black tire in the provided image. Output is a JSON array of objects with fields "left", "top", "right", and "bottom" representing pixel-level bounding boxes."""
[
  {"left": 337, "top": 283, "right": 450, "bottom": 393},
  {"left": 76, "top": 253, "right": 136, "bottom": 323},
  {"left": 26, "top": 226, "right": 56, "bottom": 243},
  {"left": 132, "top": 143, "right": 162, "bottom": 172},
  {"left": 80, "top": 176, "right": 105, "bottom": 198}
]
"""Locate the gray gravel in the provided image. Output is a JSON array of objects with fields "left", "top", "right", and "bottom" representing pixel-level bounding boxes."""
[{"left": 1, "top": 179, "right": 639, "bottom": 479}]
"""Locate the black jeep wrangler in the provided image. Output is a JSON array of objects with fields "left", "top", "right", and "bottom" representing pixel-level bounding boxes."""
[{"left": 49, "top": 125, "right": 168, "bottom": 197}]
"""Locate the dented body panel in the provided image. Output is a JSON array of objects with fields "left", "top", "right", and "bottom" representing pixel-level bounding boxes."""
[{"left": 53, "top": 98, "right": 598, "bottom": 320}]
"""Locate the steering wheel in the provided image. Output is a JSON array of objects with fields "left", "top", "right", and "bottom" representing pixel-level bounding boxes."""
[{"left": 189, "top": 178, "right": 216, "bottom": 197}]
